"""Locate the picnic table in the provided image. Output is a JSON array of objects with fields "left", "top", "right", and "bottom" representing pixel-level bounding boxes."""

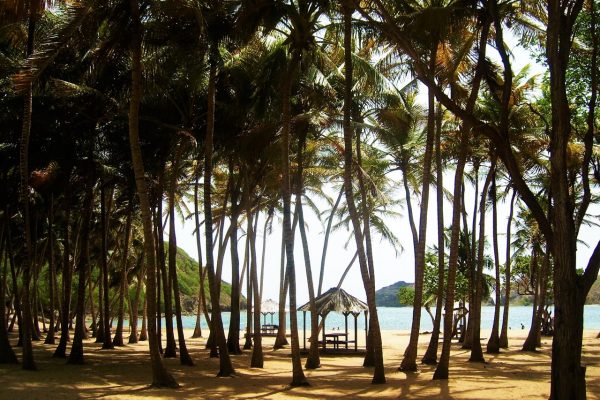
[
  {"left": 261, "top": 324, "right": 278, "bottom": 335},
  {"left": 323, "top": 332, "right": 353, "bottom": 350}
]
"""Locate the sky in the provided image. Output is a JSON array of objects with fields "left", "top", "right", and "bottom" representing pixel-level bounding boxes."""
[{"left": 170, "top": 39, "right": 599, "bottom": 306}]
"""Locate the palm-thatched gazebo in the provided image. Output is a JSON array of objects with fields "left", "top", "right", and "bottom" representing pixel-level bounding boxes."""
[
  {"left": 298, "top": 287, "right": 368, "bottom": 353},
  {"left": 261, "top": 299, "right": 279, "bottom": 325}
]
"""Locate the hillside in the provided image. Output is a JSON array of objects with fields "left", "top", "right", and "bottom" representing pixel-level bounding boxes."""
[
  {"left": 587, "top": 279, "right": 600, "bottom": 304},
  {"left": 172, "top": 246, "right": 246, "bottom": 313},
  {"left": 374, "top": 279, "right": 600, "bottom": 307},
  {"left": 375, "top": 281, "right": 414, "bottom": 307}
]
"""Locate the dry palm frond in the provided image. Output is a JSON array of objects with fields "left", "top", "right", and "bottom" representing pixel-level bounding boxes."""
[{"left": 12, "top": 1, "right": 92, "bottom": 93}]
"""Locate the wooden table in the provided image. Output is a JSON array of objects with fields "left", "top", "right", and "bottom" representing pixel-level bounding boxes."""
[{"left": 323, "top": 332, "right": 348, "bottom": 349}]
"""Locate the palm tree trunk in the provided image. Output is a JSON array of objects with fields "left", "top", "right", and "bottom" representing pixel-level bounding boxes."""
[
  {"left": 155, "top": 171, "right": 176, "bottom": 358},
  {"left": 227, "top": 164, "right": 242, "bottom": 355},
  {"left": 53, "top": 193, "right": 72, "bottom": 358},
  {"left": 139, "top": 296, "right": 148, "bottom": 342},
  {"left": 0, "top": 224, "right": 18, "bottom": 364},
  {"left": 273, "top": 233, "right": 289, "bottom": 349},
  {"left": 400, "top": 48, "right": 436, "bottom": 371},
  {"left": 295, "top": 130, "right": 320, "bottom": 369},
  {"left": 114, "top": 200, "right": 133, "bottom": 346},
  {"left": 247, "top": 201, "right": 264, "bottom": 368},
  {"left": 193, "top": 173, "right": 209, "bottom": 338},
  {"left": 486, "top": 169, "right": 501, "bottom": 353},
  {"left": 67, "top": 174, "right": 94, "bottom": 365},
  {"left": 469, "top": 159, "right": 495, "bottom": 363},
  {"left": 167, "top": 145, "right": 194, "bottom": 366},
  {"left": 129, "top": 252, "right": 144, "bottom": 344},
  {"left": 100, "top": 183, "right": 114, "bottom": 350},
  {"left": 244, "top": 237, "right": 253, "bottom": 350},
  {"left": 259, "top": 210, "right": 273, "bottom": 300},
  {"left": 18, "top": 3, "right": 38, "bottom": 369},
  {"left": 318, "top": 187, "right": 343, "bottom": 296},
  {"left": 280, "top": 48, "right": 308, "bottom": 386},
  {"left": 153, "top": 217, "right": 162, "bottom": 353},
  {"left": 343, "top": 3, "right": 385, "bottom": 384},
  {"left": 127, "top": 0, "right": 177, "bottom": 386},
  {"left": 44, "top": 195, "right": 56, "bottom": 345},
  {"left": 6, "top": 219, "right": 23, "bottom": 345},
  {"left": 432, "top": 131, "right": 468, "bottom": 379},
  {"left": 522, "top": 250, "right": 549, "bottom": 351},
  {"left": 499, "top": 189, "right": 516, "bottom": 348},
  {"left": 204, "top": 45, "right": 235, "bottom": 376},
  {"left": 422, "top": 104, "right": 445, "bottom": 365},
  {"left": 462, "top": 164, "right": 479, "bottom": 349}
]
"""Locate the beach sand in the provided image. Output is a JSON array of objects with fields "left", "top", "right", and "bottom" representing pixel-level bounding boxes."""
[{"left": 1, "top": 328, "right": 598, "bottom": 399}]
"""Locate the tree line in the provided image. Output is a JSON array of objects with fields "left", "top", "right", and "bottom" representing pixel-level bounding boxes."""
[{"left": 0, "top": 0, "right": 598, "bottom": 398}]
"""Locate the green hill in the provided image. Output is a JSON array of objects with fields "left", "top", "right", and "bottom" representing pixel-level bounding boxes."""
[
  {"left": 173, "top": 246, "right": 246, "bottom": 313},
  {"left": 586, "top": 279, "right": 600, "bottom": 304},
  {"left": 375, "top": 281, "right": 414, "bottom": 307}
]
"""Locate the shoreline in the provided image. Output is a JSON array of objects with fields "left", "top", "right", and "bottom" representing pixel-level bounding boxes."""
[{"left": 1, "top": 328, "right": 598, "bottom": 399}]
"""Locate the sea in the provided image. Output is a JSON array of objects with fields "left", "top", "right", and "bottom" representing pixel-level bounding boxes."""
[{"left": 167, "top": 305, "right": 600, "bottom": 332}]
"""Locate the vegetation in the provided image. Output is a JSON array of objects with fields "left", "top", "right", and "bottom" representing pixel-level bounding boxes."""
[{"left": 0, "top": 0, "right": 599, "bottom": 398}]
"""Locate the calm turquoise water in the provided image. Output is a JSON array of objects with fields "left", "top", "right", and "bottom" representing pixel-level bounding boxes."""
[{"left": 167, "top": 305, "right": 600, "bottom": 332}]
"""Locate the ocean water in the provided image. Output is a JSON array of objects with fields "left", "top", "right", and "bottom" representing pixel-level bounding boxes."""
[{"left": 161, "top": 305, "right": 600, "bottom": 332}]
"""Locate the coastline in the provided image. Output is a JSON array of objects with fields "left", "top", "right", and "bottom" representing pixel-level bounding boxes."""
[{"left": 1, "top": 327, "right": 598, "bottom": 399}]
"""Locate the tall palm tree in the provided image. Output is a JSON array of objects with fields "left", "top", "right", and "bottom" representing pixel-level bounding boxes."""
[
  {"left": 341, "top": 1, "right": 385, "bottom": 384},
  {"left": 499, "top": 189, "right": 517, "bottom": 348},
  {"left": 204, "top": 40, "right": 235, "bottom": 376},
  {"left": 127, "top": 0, "right": 177, "bottom": 387}
]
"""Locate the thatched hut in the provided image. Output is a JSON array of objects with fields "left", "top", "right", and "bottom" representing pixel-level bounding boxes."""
[
  {"left": 298, "top": 287, "right": 368, "bottom": 352},
  {"left": 260, "top": 299, "right": 279, "bottom": 325}
]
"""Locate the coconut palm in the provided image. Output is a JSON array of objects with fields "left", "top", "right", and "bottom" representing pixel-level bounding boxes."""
[{"left": 126, "top": 0, "right": 177, "bottom": 387}]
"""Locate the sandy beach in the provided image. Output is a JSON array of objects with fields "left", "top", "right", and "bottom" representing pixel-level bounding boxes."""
[{"left": 1, "top": 328, "right": 598, "bottom": 399}]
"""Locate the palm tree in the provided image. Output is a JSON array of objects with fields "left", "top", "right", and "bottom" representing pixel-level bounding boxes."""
[
  {"left": 127, "top": 0, "right": 177, "bottom": 387},
  {"left": 499, "top": 189, "right": 517, "bottom": 348},
  {"left": 67, "top": 163, "right": 94, "bottom": 365},
  {"left": 167, "top": 139, "right": 195, "bottom": 366},
  {"left": 341, "top": 1, "right": 385, "bottom": 384},
  {"left": 204, "top": 38, "right": 236, "bottom": 376}
]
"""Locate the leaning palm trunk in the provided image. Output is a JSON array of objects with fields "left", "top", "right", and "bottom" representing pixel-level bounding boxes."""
[
  {"left": 499, "top": 190, "right": 516, "bottom": 348},
  {"left": 127, "top": 0, "right": 177, "bottom": 387},
  {"left": 318, "top": 187, "right": 343, "bottom": 296},
  {"left": 400, "top": 50, "right": 436, "bottom": 371},
  {"left": 342, "top": 3, "right": 385, "bottom": 384},
  {"left": 204, "top": 46, "right": 235, "bottom": 377},
  {"left": 422, "top": 105, "right": 445, "bottom": 365}
]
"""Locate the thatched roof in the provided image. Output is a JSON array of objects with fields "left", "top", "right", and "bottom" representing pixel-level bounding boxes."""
[
  {"left": 261, "top": 299, "right": 279, "bottom": 314},
  {"left": 298, "top": 288, "right": 368, "bottom": 315}
]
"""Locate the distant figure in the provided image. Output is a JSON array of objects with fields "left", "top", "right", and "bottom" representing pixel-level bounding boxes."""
[{"left": 521, "top": 323, "right": 525, "bottom": 329}]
